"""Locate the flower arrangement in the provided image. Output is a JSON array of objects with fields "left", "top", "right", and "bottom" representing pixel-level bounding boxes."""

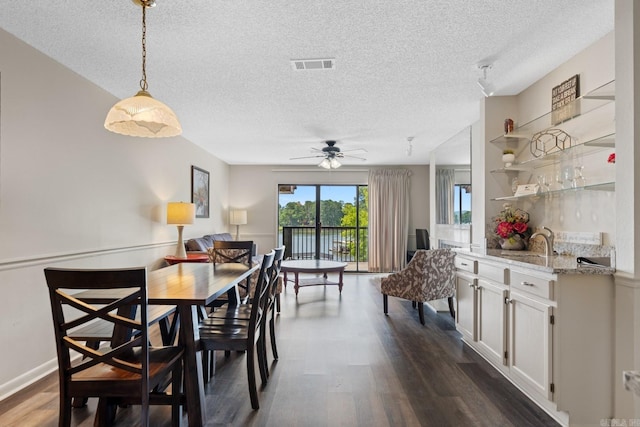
[
  {"left": 608, "top": 153, "right": 615, "bottom": 164},
  {"left": 493, "top": 203, "right": 531, "bottom": 249}
]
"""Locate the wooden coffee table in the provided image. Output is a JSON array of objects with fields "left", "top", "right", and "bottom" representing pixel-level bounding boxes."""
[{"left": 281, "top": 260, "right": 348, "bottom": 295}]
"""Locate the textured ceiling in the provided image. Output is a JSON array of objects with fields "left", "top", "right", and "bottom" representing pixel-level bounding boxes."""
[{"left": 0, "top": 1, "right": 613, "bottom": 166}]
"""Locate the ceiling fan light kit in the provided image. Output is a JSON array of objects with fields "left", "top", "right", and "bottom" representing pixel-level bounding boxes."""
[
  {"left": 318, "top": 157, "right": 341, "bottom": 169},
  {"left": 104, "top": 0, "right": 181, "bottom": 138}
]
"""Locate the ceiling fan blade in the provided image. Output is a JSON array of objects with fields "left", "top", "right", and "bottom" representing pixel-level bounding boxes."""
[
  {"left": 342, "top": 154, "right": 367, "bottom": 161},
  {"left": 341, "top": 148, "right": 368, "bottom": 153},
  {"left": 289, "top": 155, "right": 324, "bottom": 160}
]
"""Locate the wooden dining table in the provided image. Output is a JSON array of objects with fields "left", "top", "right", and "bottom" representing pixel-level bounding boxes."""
[{"left": 74, "top": 262, "right": 258, "bottom": 427}]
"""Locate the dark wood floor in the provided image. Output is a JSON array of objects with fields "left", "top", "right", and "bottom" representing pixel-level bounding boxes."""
[{"left": 0, "top": 274, "right": 559, "bottom": 427}]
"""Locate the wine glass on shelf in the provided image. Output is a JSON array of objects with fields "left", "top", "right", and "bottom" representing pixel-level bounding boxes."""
[
  {"left": 537, "top": 175, "right": 547, "bottom": 194},
  {"left": 573, "top": 165, "right": 586, "bottom": 188}
]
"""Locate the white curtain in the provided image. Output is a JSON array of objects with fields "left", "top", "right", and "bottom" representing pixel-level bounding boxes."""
[
  {"left": 436, "top": 168, "right": 455, "bottom": 224},
  {"left": 368, "top": 169, "right": 411, "bottom": 272}
]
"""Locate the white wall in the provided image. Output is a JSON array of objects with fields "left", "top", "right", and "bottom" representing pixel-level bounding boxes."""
[
  {"left": 0, "top": 29, "right": 230, "bottom": 398},
  {"left": 227, "top": 165, "right": 429, "bottom": 253}
]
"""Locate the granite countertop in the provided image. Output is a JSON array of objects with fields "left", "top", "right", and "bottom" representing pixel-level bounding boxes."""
[{"left": 454, "top": 248, "right": 615, "bottom": 275}]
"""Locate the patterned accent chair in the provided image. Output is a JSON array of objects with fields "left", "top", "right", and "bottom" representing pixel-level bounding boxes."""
[{"left": 381, "top": 249, "right": 456, "bottom": 325}]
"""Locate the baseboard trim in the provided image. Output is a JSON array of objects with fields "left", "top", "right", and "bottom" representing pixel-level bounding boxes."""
[{"left": 0, "top": 358, "right": 58, "bottom": 402}]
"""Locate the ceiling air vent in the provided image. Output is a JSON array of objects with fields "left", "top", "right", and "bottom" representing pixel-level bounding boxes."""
[{"left": 291, "top": 58, "right": 335, "bottom": 71}]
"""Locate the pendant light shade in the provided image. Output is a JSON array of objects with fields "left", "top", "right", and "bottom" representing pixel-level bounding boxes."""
[
  {"left": 105, "top": 0, "right": 181, "bottom": 138},
  {"left": 105, "top": 90, "right": 181, "bottom": 137}
]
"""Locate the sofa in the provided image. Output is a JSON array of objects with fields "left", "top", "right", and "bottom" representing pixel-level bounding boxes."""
[
  {"left": 185, "top": 232, "right": 234, "bottom": 253},
  {"left": 186, "top": 232, "right": 257, "bottom": 256}
]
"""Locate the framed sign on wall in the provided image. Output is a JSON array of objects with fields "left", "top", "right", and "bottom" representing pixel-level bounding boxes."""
[{"left": 551, "top": 74, "right": 580, "bottom": 125}]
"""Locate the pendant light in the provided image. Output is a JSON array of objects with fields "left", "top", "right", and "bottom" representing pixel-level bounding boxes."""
[{"left": 104, "top": 0, "right": 181, "bottom": 138}]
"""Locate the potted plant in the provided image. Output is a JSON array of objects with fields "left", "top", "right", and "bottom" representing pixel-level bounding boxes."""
[{"left": 502, "top": 149, "right": 515, "bottom": 167}]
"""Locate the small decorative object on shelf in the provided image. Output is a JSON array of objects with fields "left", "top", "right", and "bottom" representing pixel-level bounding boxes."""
[
  {"left": 530, "top": 128, "right": 574, "bottom": 158},
  {"left": 493, "top": 203, "right": 531, "bottom": 250},
  {"left": 608, "top": 153, "right": 615, "bottom": 164},
  {"left": 504, "top": 118, "right": 514, "bottom": 134},
  {"left": 502, "top": 149, "right": 515, "bottom": 167}
]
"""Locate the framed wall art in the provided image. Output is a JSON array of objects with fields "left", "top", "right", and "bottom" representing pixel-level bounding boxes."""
[{"left": 191, "top": 166, "right": 210, "bottom": 218}]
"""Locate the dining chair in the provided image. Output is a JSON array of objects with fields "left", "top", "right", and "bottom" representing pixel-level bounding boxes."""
[
  {"left": 208, "top": 240, "right": 255, "bottom": 306},
  {"left": 381, "top": 249, "right": 456, "bottom": 325},
  {"left": 208, "top": 246, "right": 285, "bottom": 376},
  {"left": 44, "top": 267, "right": 184, "bottom": 427},
  {"left": 199, "top": 250, "right": 275, "bottom": 410}
]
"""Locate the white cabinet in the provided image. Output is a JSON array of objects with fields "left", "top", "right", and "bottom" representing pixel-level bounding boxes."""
[
  {"left": 454, "top": 252, "right": 614, "bottom": 426},
  {"left": 477, "top": 278, "right": 508, "bottom": 367},
  {"left": 455, "top": 272, "right": 477, "bottom": 342},
  {"left": 508, "top": 289, "right": 553, "bottom": 400}
]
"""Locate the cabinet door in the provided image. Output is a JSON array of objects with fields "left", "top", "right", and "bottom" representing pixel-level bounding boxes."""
[
  {"left": 477, "top": 279, "right": 508, "bottom": 367},
  {"left": 456, "top": 272, "right": 477, "bottom": 342},
  {"left": 509, "top": 290, "right": 553, "bottom": 400}
]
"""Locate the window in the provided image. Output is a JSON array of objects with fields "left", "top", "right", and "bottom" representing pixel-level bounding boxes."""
[{"left": 454, "top": 184, "right": 471, "bottom": 224}]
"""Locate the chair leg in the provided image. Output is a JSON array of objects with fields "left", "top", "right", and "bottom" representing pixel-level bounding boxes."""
[
  {"left": 448, "top": 296, "right": 456, "bottom": 319},
  {"left": 276, "top": 293, "right": 281, "bottom": 313},
  {"left": 270, "top": 311, "right": 279, "bottom": 361},
  {"left": 418, "top": 302, "right": 425, "bottom": 325},
  {"left": 60, "top": 394, "right": 72, "bottom": 427},
  {"left": 247, "top": 346, "right": 260, "bottom": 409},
  {"left": 171, "top": 363, "right": 183, "bottom": 427},
  {"left": 412, "top": 301, "right": 417, "bottom": 309},
  {"left": 257, "top": 335, "right": 269, "bottom": 387},
  {"left": 383, "top": 294, "right": 388, "bottom": 315}
]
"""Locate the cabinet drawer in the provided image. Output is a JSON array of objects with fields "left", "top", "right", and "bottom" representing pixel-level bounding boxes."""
[
  {"left": 455, "top": 256, "right": 477, "bottom": 274},
  {"left": 510, "top": 270, "right": 554, "bottom": 300},
  {"left": 478, "top": 262, "right": 508, "bottom": 284}
]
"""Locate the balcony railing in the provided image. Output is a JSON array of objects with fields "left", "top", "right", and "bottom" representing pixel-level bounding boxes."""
[{"left": 280, "top": 226, "right": 368, "bottom": 262}]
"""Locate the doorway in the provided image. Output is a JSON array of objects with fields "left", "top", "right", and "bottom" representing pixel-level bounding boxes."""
[{"left": 278, "top": 184, "right": 368, "bottom": 272}]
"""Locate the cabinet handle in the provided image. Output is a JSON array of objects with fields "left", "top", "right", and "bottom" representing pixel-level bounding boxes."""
[
  {"left": 468, "top": 283, "right": 475, "bottom": 288},
  {"left": 461, "top": 262, "right": 468, "bottom": 266},
  {"left": 521, "top": 281, "right": 535, "bottom": 287},
  {"left": 504, "top": 297, "right": 513, "bottom": 304}
]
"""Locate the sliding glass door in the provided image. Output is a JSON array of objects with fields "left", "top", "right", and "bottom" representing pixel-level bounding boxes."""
[{"left": 278, "top": 184, "right": 368, "bottom": 272}]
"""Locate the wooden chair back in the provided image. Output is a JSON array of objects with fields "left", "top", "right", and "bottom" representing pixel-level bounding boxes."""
[
  {"left": 249, "top": 250, "right": 275, "bottom": 342},
  {"left": 267, "top": 246, "right": 285, "bottom": 308},
  {"left": 209, "top": 240, "right": 254, "bottom": 266},
  {"left": 44, "top": 267, "right": 183, "bottom": 427}
]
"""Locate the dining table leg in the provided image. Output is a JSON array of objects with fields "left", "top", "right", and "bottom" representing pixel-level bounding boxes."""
[{"left": 179, "top": 304, "right": 206, "bottom": 427}]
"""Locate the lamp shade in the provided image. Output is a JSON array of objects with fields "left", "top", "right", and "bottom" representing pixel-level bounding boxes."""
[
  {"left": 167, "top": 202, "right": 195, "bottom": 225},
  {"left": 229, "top": 210, "right": 248, "bottom": 225},
  {"left": 105, "top": 90, "right": 182, "bottom": 138}
]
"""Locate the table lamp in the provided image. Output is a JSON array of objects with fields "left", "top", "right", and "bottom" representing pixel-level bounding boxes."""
[
  {"left": 167, "top": 202, "right": 195, "bottom": 259},
  {"left": 229, "top": 209, "right": 247, "bottom": 240}
]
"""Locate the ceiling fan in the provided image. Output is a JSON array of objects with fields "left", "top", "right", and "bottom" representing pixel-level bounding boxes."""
[{"left": 290, "top": 140, "right": 367, "bottom": 169}]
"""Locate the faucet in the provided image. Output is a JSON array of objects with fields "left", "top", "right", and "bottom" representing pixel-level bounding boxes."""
[{"left": 531, "top": 226, "right": 555, "bottom": 257}]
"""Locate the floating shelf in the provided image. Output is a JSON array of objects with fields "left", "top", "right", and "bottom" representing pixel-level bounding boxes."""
[
  {"left": 583, "top": 134, "right": 615, "bottom": 148},
  {"left": 490, "top": 181, "right": 615, "bottom": 201},
  {"left": 489, "top": 80, "right": 615, "bottom": 148}
]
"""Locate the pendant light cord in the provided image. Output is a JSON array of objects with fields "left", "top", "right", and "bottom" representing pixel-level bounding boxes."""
[{"left": 140, "top": 1, "right": 148, "bottom": 92}]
